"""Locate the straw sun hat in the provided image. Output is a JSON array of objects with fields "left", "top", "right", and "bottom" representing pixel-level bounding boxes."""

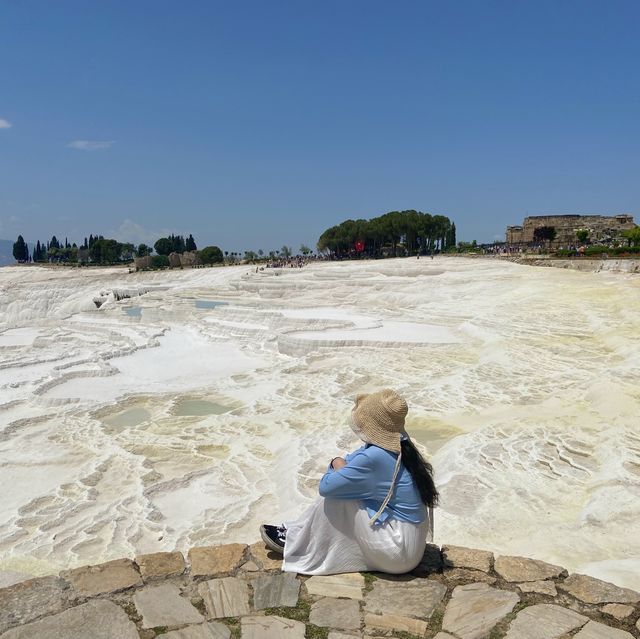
[
  {"left": 351, "top": 388, "right": 408, "bottom": 526},
  {"left": 351, "top": 388, "right": 408, "bottom": 453}
]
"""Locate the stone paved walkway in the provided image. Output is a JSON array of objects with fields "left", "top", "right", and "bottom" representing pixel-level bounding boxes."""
[{"left": 1, "top": 542, "right": 639, "bottom": 638}]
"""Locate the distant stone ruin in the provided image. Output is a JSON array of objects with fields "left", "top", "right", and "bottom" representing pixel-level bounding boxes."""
[
  {"left": 506, "top": 214, "right": 635, "bottom": 246},
  {"left": 133, "top": 251, "right": 202, "bottom": 271},
  {"left": 179, "top": 250, "right": 201, "bottom": 268},
  {"left": 133, "top": 256, "right": 153, "bottom": 271}
]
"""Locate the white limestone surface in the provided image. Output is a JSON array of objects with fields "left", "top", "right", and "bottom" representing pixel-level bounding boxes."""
[{"left": 0, "top": 258, "right": 639, "bottom": 590}]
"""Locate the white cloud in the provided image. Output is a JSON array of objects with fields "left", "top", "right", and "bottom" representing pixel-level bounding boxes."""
[
  {"left": 67, "top": 140, "right": 115, "bottom": 151},
  {"left": 109, "top": 219, "right": 174, "bottom": 246},
  {"left": 0, "top": 118, "right": 12, "bottom": 129}
]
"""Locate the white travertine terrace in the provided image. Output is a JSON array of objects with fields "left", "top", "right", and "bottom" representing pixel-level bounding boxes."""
[{"left": 0, "top": 258, "right": 639, "bottom": 590}]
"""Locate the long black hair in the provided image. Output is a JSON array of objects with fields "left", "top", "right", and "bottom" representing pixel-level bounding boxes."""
[{"left": 401, "top": 438, "right": 439, "bottom": 508}]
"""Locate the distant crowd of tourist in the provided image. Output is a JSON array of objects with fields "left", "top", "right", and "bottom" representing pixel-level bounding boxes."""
[{"left": 265, "top": 255, "right": 314, "bottom": 269}]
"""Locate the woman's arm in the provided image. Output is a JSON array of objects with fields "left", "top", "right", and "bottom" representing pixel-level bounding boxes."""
[{"left": 319, "top": 451, "right": 375, "bottom": 499}]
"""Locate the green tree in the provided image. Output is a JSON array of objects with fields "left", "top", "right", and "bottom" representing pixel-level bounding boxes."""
[
  {"left": 154, "top": 237, "right": 174, "bottom": 256},
  {"left": 624, "top": 227, "right": 640, "bottom": 247},
  {"left": 33, "top": 240, "right": 43, "bottom": 262},
  {"left": 300, "top": 244, "right": 312, "bottom": 255},
  {"left": 575, "top": 229, "right": 589, "bottom": 243},
  {"left": 121, "top": 243, "right": 135, "bottom": 260},
  {"left": 199, "top": 246, "right": 224, "bottom": 265},
  {"left": 13, "top": 235, "right": 29, "bottom": 262},
  {"left": 168, "top": 234, "right": 186, "bottom": 253},
  {"left": 185, "top": 234, "right": 197, "bottom": 251},
  {"left": 533, "top": 226, "right": 557, "bottom": 243},
  {"left": 89, "top": 238, "right": 122, "bottom": 263},
  {"left": 151, "top": 255, "right": 170, "bottom": 269},
  {"left": 281, "top": 245, "right": 292, "bottom": 258},
  {"left": 448, "top": 222, "right": 457, "bottom": 249},
  {"left": 137, "top": 243, "right": 152, "bottom": 257}
]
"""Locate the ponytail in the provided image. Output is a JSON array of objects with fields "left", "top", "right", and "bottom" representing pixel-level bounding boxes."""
[{"left": 400, "top": 438, "right": 439, "bottom": 508}]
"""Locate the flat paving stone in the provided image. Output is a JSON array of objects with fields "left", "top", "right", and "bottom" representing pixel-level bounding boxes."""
[
  {"left": 310, "top": 597, "right": 361, "bottom": 630},
  {"left": 0, "top": 599, "right": 138, "bottom": 639},
  {"left": 136, "top": 551, "right": 186, "bottom": 580},
  {"left": 241, "top": 615, "right": 306, "bottom": 638},
  {"left": 0, "top": 575, "right": 71, "bottom": 633},
  {"left": 504, "top": 603, "right": 588, "bottom": 639},
  {"left": 252, "top": 572, "right": 300, "bottom": 609},
  {"left": 558, "top": 573, "right": 640, "bottom": 604},
  {"left": 197, "top": 576, "right": 250, "bottom": 618},
  {"left": 442, "top": 582, "right": 520, "bottom": 639},
  {"left": 442, "top": 545, "right": 494, "bottom": 572},
  {"left": 364, "top": 576, "right": 446, "bottom": 618},
  {"left": 494, "top": 555, "right": 566, "bottom": 582},
  {"left": 444, "top": 567, "right": 497, "bottom": 584},
  {"left": 517, "top": 580, "right": 557, "bottom": 596},
  {"left": 364, "top": 612, "right": 428, "bottom": 636},
  {"left": 189, "top": 543, "right": 247, "bottom": 578},
  {"left": 573, "top": 620, "right": 635, "bottom": 639},
  {"left": 600, "top": 604, "right": 635, "bottom": 620},
  {"left": 249, "top": 542, "right": 283, "bottom": 571},
  {"left": 133, "top": 583, "right": 204, "bottom": 628},
  {"left": 156, "top": 622, "right": 231, "bottom": 639},
  {"left": 62, "top": 558, "right": 142, "bottom": 597},
  {"left": 240, "top": 560, "right": 260, "bottom": 572},
  {"left": 328, "top": 633, "right": 363, "bottom": 639},
  {"left": 306, "top": 573, "right": 365, "bottom": 600}
]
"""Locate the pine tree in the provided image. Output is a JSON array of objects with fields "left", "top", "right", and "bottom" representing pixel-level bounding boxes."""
[
  {"left": 13, "top": 235, "right": 29, "bottom": 262},
  {"left": 186, "top": 234, "right": 197, "bottom": 251}
]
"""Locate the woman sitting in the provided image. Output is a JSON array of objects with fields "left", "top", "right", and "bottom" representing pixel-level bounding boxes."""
[{"left": 260, "top": 388, "right": 438, "bottom": 575}]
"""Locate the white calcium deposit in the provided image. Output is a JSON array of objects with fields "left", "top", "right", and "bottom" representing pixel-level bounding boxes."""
[{"left": 0, "top": 258, "right": 639, "bottom": 588}]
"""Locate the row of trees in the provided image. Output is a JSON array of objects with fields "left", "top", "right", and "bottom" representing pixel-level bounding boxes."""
[
  {"left": 153, "top": 234, "right": 197, "bottom": 256},
  {"left": 12, "top": 232, "right": 199, "bottom": 265},
  {"left": 235, "top": 245, "right": 313, "bottom": 261},
  {"left": 317, "top": 210, "right": 456, "bottom": 257},
  {"left": 13, "top": 232, "right": 314, "bottom": 267}
]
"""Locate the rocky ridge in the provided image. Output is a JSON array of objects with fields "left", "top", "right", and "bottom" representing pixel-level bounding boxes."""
[{"left": 1, "top": 542, "right": 639, "bottom": 638}]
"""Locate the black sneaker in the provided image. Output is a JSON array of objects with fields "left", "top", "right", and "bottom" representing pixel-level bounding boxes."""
[{"left": 260, "top": 524, "right": 286, "bottom": 554}]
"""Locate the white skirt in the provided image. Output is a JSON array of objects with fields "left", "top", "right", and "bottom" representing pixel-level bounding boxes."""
[{"left": 282, "top": 497, "right": 430, "bottom": 576}]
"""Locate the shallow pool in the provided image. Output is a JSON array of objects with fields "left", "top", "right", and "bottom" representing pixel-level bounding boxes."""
[
  {"left": 194, "top": 300, "right": 227, "bottom": 310},
  {"left": 172, "top": 399, "right": 231, "bottom": 416},
  {"left": 103, "top": 407, "right": 151, "bottom": 429}
]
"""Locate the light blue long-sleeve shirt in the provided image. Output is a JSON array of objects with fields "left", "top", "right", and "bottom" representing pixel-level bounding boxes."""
[{"left": 318, "top": 444, "right": 426, "bottom": 525}]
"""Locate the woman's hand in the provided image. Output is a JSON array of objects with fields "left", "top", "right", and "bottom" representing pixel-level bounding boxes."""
[{"left": 331, "top": 457, "right": 347, "bottom": 470}]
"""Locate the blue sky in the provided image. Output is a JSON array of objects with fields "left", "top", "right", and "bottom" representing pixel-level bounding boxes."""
[{"left": 1, "top": 1, "right": 639, "bottom": 252}]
